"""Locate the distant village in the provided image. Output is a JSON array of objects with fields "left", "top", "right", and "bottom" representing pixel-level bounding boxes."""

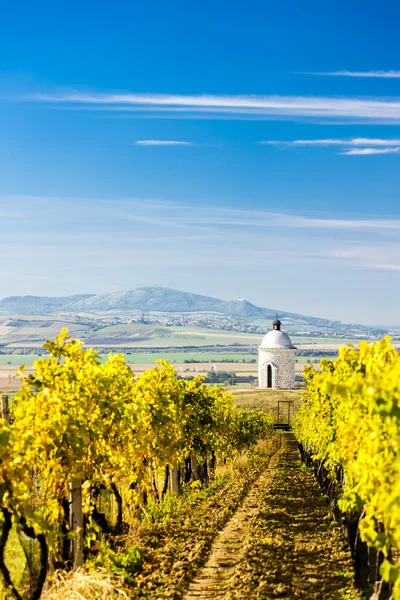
[{"left": 72, "top": 311, "right": 390, "bottom": 338}]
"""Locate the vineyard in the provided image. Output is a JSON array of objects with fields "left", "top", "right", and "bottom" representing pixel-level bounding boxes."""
[
  {"left": 0, "top": 329, "right": 273, "bottom": 599},
  {"left": 1, "top": 332, "right": 400, "bottom": 599}
]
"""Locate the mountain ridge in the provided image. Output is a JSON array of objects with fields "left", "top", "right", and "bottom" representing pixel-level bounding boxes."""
[{"left": 0, "top": 286, "right": 343, "bottom": 328}]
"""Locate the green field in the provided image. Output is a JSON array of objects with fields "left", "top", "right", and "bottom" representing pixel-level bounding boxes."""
[
  {"left": 0, "top": 352, "right": 258, "bottom": 366},
  {"left": 88, "top": 324, "right": 263, "bottom": 348},
  {"left": 123, "top": 352, "right": 256, "bottom": 364},
  {"left": 0, "top": 355, "right": 41, "bottom": 365},
  {"left": 295, "top": 356, "right": 334, "bottom": 364},
  {"left": 291, "top": 336, "right": 365, "bottom": 345},
  {"left": 0, "top": 345, "right": 362, "bottom": 368}
]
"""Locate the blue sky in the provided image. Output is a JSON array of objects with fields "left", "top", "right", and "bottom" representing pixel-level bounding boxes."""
[{"left": 1, "top": 0, "right": 400, "bottom": 325}]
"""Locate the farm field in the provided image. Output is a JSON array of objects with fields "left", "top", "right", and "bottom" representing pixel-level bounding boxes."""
[
  {"left": 0, "top": 317, "right": 88, "bottom": 345},
  {"left": 0, "top": 352, "right": 331, "bottom": 368},
  {"left": 0, "top": 315, "right": 386, "bottom": 350},
  {"left": 65, "top": 325, "right": 263, "bottom": 348},
  {"left": 0, "top": 351, "right": 322, "bottom": 370},
  {"left": 1, "top": 320, "right": 264, "bottom": 348},
  {"left": 291, "top": 335, "right": 368, "bottom": 344},
  {"left": 296, "top": 355, "right": 328, "bottom": 363},
  {"left": 0, "top": 359, "right": 314, "bottom": 393},
  {"left": 25, "top": 336, "right": 395, "bottom": 350},
  {"left": 0, "top": 352, "right": 257, "bottom": 366}
]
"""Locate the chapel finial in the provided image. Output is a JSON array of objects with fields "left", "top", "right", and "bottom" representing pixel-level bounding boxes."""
[{"left": 272, "top": 314, "right": 281, "bottom": 331}]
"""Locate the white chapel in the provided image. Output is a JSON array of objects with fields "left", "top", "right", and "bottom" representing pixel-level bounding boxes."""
[{"left": 258, "top": 319, "right": 297, "bottom": 389}]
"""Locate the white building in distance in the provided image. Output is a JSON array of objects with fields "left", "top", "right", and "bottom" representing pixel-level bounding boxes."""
[{"left": 258, "top": 319, "right": 297, "bottom": 389}]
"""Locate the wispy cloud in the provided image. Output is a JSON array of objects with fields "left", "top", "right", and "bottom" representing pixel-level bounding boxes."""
[
  {"left": 105, "top": 202, "right": 400, "bottom": 232},
  {"left": 340, "top": 147, "right": 400, "bottom": 155},
  {"left": 7, "top": 195, "right": 400, "bottom": 234},
  {"left": 271, "top": 214, "right": 400, "bottom": 229},
  {"left": 16, "top": 90, "right": 400, "bottom": 122},
  {"left": 135, "top": 140, "right": 194, "bottom": 146},
  {"left": 325, "top": 244, "right": 400, "bottom": 273},
  {"left": 305, "top": 70, "right": 400, "bottom": 79},
  {"left": 366, "top": 263, "right": 400, "bottom": 271},
  {"left": 261, "top": 138, "right": 400, "bottom": 147},
  {"left": 261, "top": 138, "right": 400, "bottom": 156}
]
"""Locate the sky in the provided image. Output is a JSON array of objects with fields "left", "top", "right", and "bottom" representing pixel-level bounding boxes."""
[{"left": 0, "top": 0, "right": 400, "bottom": 326}]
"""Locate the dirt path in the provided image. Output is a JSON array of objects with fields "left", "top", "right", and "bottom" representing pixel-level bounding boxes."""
[
  {"left": 183, "top": 438, "right": 283, "bottom": 599},
  {"left": 183, "top": 434, "right": 360, "bottom": 600}
]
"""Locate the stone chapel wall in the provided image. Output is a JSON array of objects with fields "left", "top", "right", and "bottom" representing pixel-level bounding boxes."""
[{"left": 258, "top": 348, "right": 296, "bottom": 389}]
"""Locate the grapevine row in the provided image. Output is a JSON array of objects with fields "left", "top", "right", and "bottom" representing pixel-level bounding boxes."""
[
  {"left": 0, "top": 329, "right": 273, "bottom": 599},
  {"left": 294, "top": 337, "right": 400, "bottom": 599}
]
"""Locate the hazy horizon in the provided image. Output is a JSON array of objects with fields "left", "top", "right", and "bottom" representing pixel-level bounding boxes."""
[{"left": 0, "top": 280, "right": 396, "bottom": 328}]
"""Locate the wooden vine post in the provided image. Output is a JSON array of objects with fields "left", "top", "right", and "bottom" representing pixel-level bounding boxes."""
[
  {"left": 69, "top": 479, "right": 83, "bottom": 568},
  {"left": 191, "top": 454, "right": 200, "bottom": 480},
  {"left": 170, "top": 467, "right": 179, "bottom": 494},
  {"left": 1, "top": 394, "right": 9, "bottom": 424}
]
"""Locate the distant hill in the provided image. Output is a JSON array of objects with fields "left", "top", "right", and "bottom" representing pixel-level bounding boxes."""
[
  {"left": 0, "top": 294, "right": 93, "bottom": 315},
  {"left": 0, "top": 286, "right": 339, "bottom": 328}
]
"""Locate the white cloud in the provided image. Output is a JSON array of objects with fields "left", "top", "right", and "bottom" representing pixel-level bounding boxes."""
[
  {"left": 366, "top": 263, "right": 400, "bottom": 271},
  {"left": 340, "top": 147, "right": 400, "bottom": 155},
  {"left": 306, "top": 70, "right": 400, "bottom": 79},
  {"left": 18, "top": 90, "right": 400, "bottom": 121},
  {"left": 324, "top": 243, "right": 400, "bottom": 273},
  {"left": 346, "top": 138, "right": 400, "bottom": 146},
  {"left": 262, "top": 138, "right": 346, "bottom": 146},
  {"left": 106, "top": 203, "right": 400, "bottom": 232},
  {"left": 135, "top": 140, "right": 194, "bottom": 146},
  {"left": 5, "top": 195, "right": 400, "bottom": 233},
  {"left": 267, "top": 214, "right": 400, "bottom": 230},
  {"left": 261, "top": 138, "right": 400, "bottom": 147}
]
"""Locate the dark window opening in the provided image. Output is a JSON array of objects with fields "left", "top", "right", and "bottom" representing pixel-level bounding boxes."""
[{"left": 267, "top": 364, "right": 272, "bottom": 388}]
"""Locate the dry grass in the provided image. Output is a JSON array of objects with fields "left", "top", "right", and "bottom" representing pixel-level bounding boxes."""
[
  {"left": 232, "top": 389, "right": 303, "bottom": 424},
  {"left": 42, "top": 569, "right": 128, "bottom": 600}
]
